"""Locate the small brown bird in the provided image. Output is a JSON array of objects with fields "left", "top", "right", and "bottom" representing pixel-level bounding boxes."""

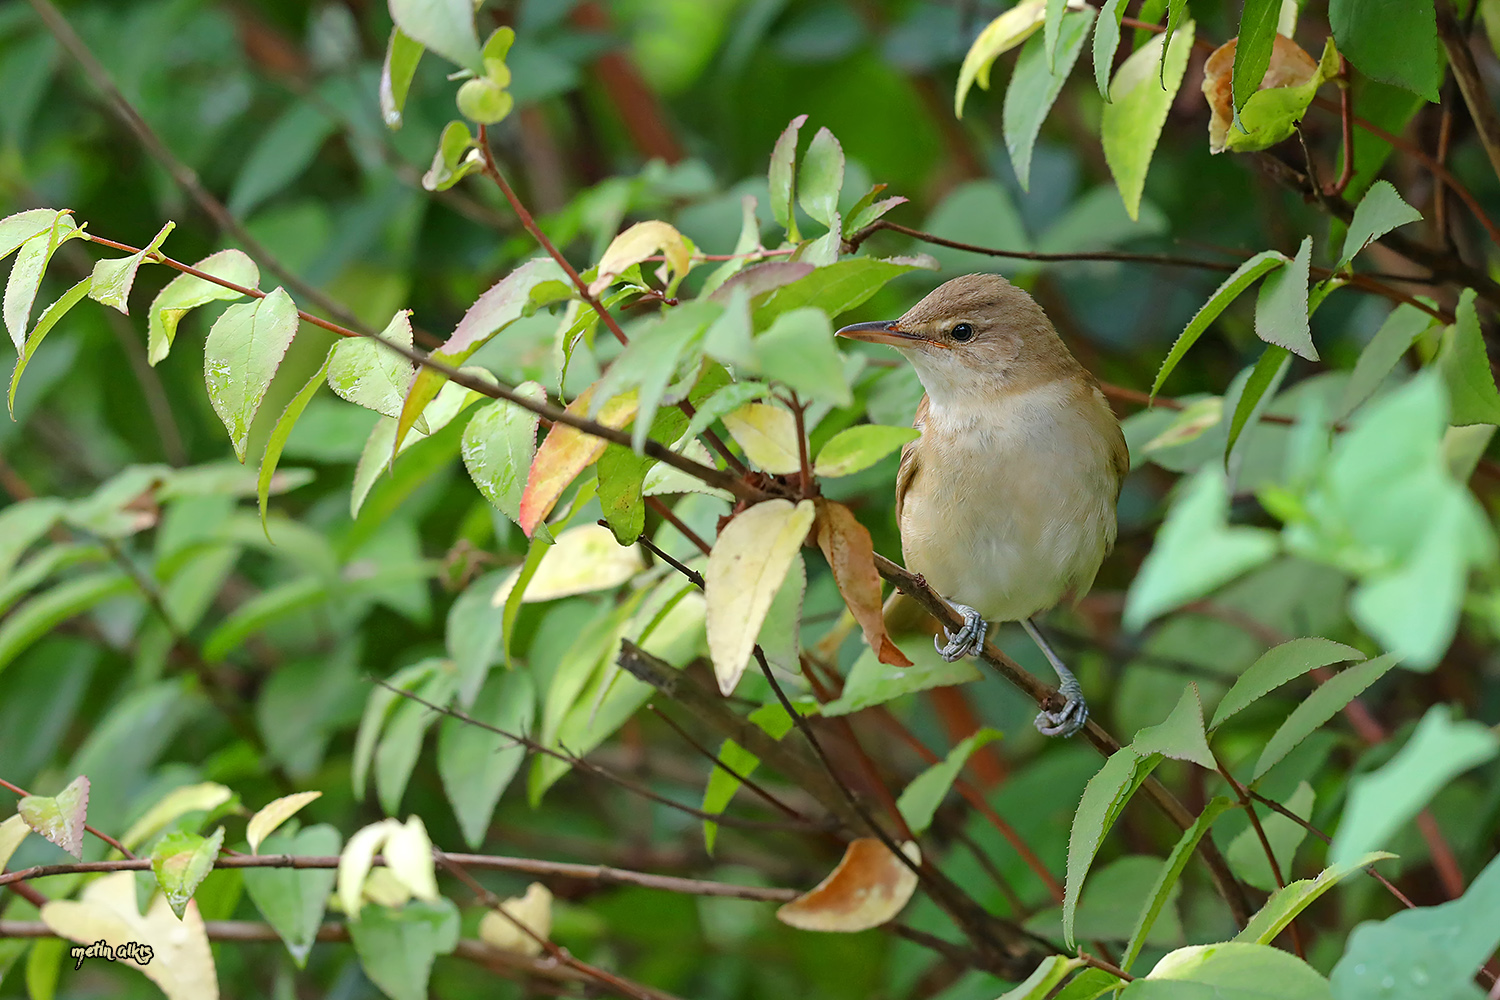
[{"left": 838, "top": 273, "right": 1128, "bottom": 737}]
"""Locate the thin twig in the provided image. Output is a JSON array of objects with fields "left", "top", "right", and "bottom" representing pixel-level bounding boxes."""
[
  {"left": 1433, "top": 0, "right": 1500, "bottom": 183},
  {"left": 1215, "top": 755, "right": 1304, "bottom": 958},
  {"left": 1323, "top": 58, "right": 1355, "bottom": 197},
  {"left": 0, "top": 778, "right": 134, "bottom": 860},
  {"left": 645, "top": 704, "right": 811, "bottom": 822}
]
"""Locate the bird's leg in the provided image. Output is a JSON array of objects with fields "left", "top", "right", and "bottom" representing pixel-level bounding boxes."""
[
  {"left": 935, "top": 603, "right": 987, "bottom": 662},
  {"left": 1021, "top": 618, "right": 1088, "bottom": 738}
]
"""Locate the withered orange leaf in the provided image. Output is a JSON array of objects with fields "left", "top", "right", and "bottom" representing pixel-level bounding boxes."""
[
  {"left": 517, "top": 384, "right": 637, "bottom": 536},
  {"left": 814, "top": 500, "right": 911, "bottom": 667},
  {"left": 776, "top": 838, "right": 920, "bottom": 932}
]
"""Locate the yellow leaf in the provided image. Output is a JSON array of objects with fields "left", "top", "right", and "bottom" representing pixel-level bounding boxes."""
[
  {"left": 721, "top": 403, "right": 801, "bottom": 475},
  {"left": 776, "top": 839, "right": 921, "bottom": 932},
  {"left": 337, "top": 819, "right": 401, "bottom": 919},
  {"left": 478, "top": 882, "right": 553, "bottom": 957},
  {"left": 955, "top": 0, "right": 1047, "bottom": 118},
  {"left": 491, "top": 523, "right": 645, "bottom": 605},
  {"left": 518, "top": 384, "right": 638, "bottom": 536},
  {"left": 0, "top": 814, "right": 30, "bottom": 871},
  {"left": 246, "top": 791, "right": 322, "bottom": 854},
  {"left": 121, "top": 782, "right": 234, "bottom": 852},
  {"left": 705, "top": 498, "right": 816, "bottom": 695},
  {"left": 384, "top": 815, "right": 440, "bottom": 903},
  {"left": 589, "top": 220, "right": 691, "bottom": 296},
  {"left": 41, "top": 871, "right": 219, "bottom": 1000}
]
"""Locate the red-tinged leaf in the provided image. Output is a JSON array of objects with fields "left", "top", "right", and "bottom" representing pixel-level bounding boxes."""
[
  {"left": 517, "top": 385, "right": 638, "bottom": 536},
  {"left": 19, "top": 775, "right": 89, "bottom": 859},
  {"left": 776, "top": 838, "right": 920, "bottom": 932},
  {"left": 814, "top": 500, "right": 910, "bottom": 667}
]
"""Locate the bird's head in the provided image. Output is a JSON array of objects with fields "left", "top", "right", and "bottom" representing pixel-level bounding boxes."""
[{"left": 836, "top": 273, "right": 1078, "bottom": 406}]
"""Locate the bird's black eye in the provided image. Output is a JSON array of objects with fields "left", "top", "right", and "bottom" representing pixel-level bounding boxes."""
[{"left": 950, "top": 322, "right": 974, "bottom": 342}]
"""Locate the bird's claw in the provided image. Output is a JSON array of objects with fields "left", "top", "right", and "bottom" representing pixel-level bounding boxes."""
[
  {"left": 1033, "top": 678, "right": 1089, "bottom": 738},
  {"left": 935, "top": 604, "right": 987, "bottom": 662}
]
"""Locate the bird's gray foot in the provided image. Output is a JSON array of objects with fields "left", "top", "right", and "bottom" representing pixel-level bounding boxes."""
[
  {"left": 1022, "top": 618, "right": 1089, "bottom": 738},
  {"left": 935, "top": 604, "right": 987, "bottom": 662}
]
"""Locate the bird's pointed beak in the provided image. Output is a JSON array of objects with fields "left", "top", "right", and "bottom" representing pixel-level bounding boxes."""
[{"left": 835, "top": 320, "right": 926, "bottom": 347}]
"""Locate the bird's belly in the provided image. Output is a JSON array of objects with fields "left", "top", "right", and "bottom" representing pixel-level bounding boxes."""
[{"left": 899, "top": 434, "right": 1116, "bottom": 623}]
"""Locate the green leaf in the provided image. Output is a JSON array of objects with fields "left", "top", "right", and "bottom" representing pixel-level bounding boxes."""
[
  {"left": 204, "top": 287, "right": 301, "bottom": 462},
  {"left": 376, "top": 666, "right": 457, "bottom": 815},
  {"left": 1153, "top": 250, "right": 1287, "bottom": 396},
  {"left": 1331, "top": 851, "right": 1500, "bottom": 997},
  {"left": 1225, "top": 345, "right": 1291, "bottom": 460},
  {"left": 1227, "top": 781, "right": 1315, "bottom": 891},
  {"left": 1254, "top": 653, "right": 1400, "bottom": 779},
  {"left": 461, "top": 382, "right": 546, "bottom": 527},
  {"left": 754, "top": 306, "right": 851, "bottom": 407},
  {"left": 150, "top": 826, "right": 225, "bottom": 919},
  {"left": 820, "top": 641, "right": 980, "bottom": 717},
  {"left": 1101, "top": 21, "right": 1194, "bottom": 221},
  {"left": 87, "top": 221, "right": 173, "bottom": 314},
  {"left": 1225, "top": 39, "right": 1340, "bottom": 153},
  {"left": 421, "top": 120, "right": 480, "bottom": 191},
  {"left": 768, "top": 114, "right": 807, "bottom": 238},
  {"left": 456, "top": 77, "right": 513, "bottom": 124},
  {"left": 18, "top": 775, "right": 89, "bottom": 858},
  {"left": 702, "top": 702, "right": 803, "bottom": 853},
  {"left": 242, "top": 825, "right": 341, "bottom": 966},
  {"left": 1054, "top": 968, "right": 1127, "bottom": 1000},
  {"left": 797, "top": 127, "right": 844, "bottom": 230},
  {"left": 844, "top": 185, "right": 907, "bottom": 234},
  {"left": 1122, "top": 467, "right": 1279, "bottom": 631},
  {"left": 123, "top": 782, "right": 234, "bottom": 851},
  {"left": 897, "top": 728, "right": 1002, "bottom": 836},
  {"left": 1231, "top": 0, "right": 1283, "bottom": 117},
  {"left": 999, "top": 956, "right": 1086, "bottom": 999},
  {"left": 4, "top": 211, "right": 84, "bottom": 353},
  {"left": 380, "top": 27, "right": 423, "bottom": 128},
  {"left": 9, "top": 275, "right": 92, "bottom": 417},
  {"left": 146, "top": 249, "right": 260, "bottom": 365},
  {"left": 592, "top": 301, "right": 718, "bottom": 451},
  {"left": 1043, "top": 0, "right": 1070, "bottom": 66},
  {"left": 1330, "top": 705, "right": 1499, "bottom": 868},
  {"left": 1212, "top": 638, "right": 1366, "bottom": 730},
  {"left": 1130, "top": 684, "right": 1214, "bottom": 768},
  {"left": 1335, "top": 303, "right": 1437, "bottom": 420},
  {"left": 26, "top": 935, "right": 62, "bottom": 1000},
  {"left": 1092, "top": 0, "right": 1128, "bottom": 99},
  {"left": 260, "top": 347, "right": 334, "bottom": 536},
  {"left": 328, "top": 312, "right": 418, "bottom": 419},
  {"left": 1337, "top": 180, "right": 1423, "bottom": 268},
  {"left": 0, "top": 208, "right": 62, "bottom": 261},
  {"left": 347, "top": 898, "right": 460, "bottom": 1000},
  {"left": 1236, "top": 851, "right": 1394, "bottom": 946},
  {"left": 0, "top": 497, "right": 64, "bottom": 579},
  {"left": 1064, "top": 748, "right": 1162, "bottom": 948},
  {"left": 1329, "top": 0, "right": 1442, "bottom": 101},
  {"left": 1007, "top": 10, "right": 1093, "bottom": 190},
  {"left": 752, "top": 257, "right": 921, "bottom": 328},
  {"left": 202, "top": 576, "right": 327, "bottom": 662},
  {"left": 438, "top": 669, "right": 535, "bottom": 847},
  {"left": 1123, "top": 942, "right": 1331, "bottom": 999},
  {"left": 389, "top": 0, "right": 480, "bottom": 70},
  {"left": 1438, "top": 289, "right": 1500, "bottom": 426},
  {"left": 813, "top": 424, "right": 919, "bottom": 478},
  {"left": 444, "top": 571, "right": 507, "bottom": 706},
  {"left": 1122, "top": 797, "right": 1235, "bottom": 973},
  {"left": 1254, "top": 236, "right": 1316, "bottom": 360},
  {"left": 0, "top": 572, "right": 132, "bottom": 677},
  {"left": 955, "top": 0, "right": 1046, "bottom": 117}
]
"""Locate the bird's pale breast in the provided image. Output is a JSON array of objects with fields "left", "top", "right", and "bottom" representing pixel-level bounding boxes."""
[{"left": 898, "top": 379, "right": 1121, "bottom": 624}]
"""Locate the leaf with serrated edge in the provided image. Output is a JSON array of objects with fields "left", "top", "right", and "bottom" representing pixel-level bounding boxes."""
[
  {"left": 1130, "top": 684, "right": 1214, "bottom": 769},
  {"left": 518, "top": 385, "right": 637, "bottom": 535},
  {"left": 204, "top": 288, "right": 300, "bottom": 462},
  {"left": 1211, "top": 637, "right": 1365, "bottom": 731},
  {"left": 1065, "top": 750, "right": 1161, "bottom": 948},
  {"left": 1254, "top": 653, "right": 1400, "bottom": 779},
  {"left": 89, "top": 221, "right": 174, "bottom": 314},
  {"left": 1007, "top": 10, "right": 1093, "bottom": 190},
  {"left": 151, "top": 826, "right": 225, "bottom": 919},
  {"left": 797, "top": 127, "right": 844, "bottom": 230},
  {"left": 1254, "top": 236, "right": 1316, "bottom": 360},
  {"left": 1234, "top": 851, "right": 1395, "bottom": 945},
  {"left": 327, "top": 312, "right": 417, "bottom": 419},
  {"left": 1153, "top": 250, "right": 1287, "bottom": 396},
  {"left": 722, "top": 403, "right": 801, "bottom": 474},
  {"left": 705, "top": 499, "right": 816, "bottom": 695},
  {"left": 768, "top": 115, "right": 808, "bottom": 234},
  {"left": 1338, "top": 180, "right": 1422, "bottom": 269},
  {"left": 147, "top": 249, "right": 259, "bottom": 365},
  {"left": 5, "top": 212, "right": 85, "bottom": 352},
  {"left": 1122, "top": 797, "right": 1236, "bottom": 972},
  {"left": 19, "top": 775, "right": 89, "bottom": 858},
  {"left": 247, "top": 791, "right": 323, "bottom": 854},
  {"left": 41, "top": 870, "right": 218, "bottom": 1000},
  {"left": 9, "top": 275, "right": 92, "bottom": 416},
  {"left": 999, "top": 956, "right": 1087, "bottom": 1000},
  {"left": 462, "top": 382, "right": 545, "bottom": 525},
  {"left": 777, "top": 839, "right": 921, "bottom": 931},
  {"left": 260, "top": 347, "right": 333, "bottom": 535},
  {"left": 1101, "top": 22, "right": 1194, "bottom": 221}
]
